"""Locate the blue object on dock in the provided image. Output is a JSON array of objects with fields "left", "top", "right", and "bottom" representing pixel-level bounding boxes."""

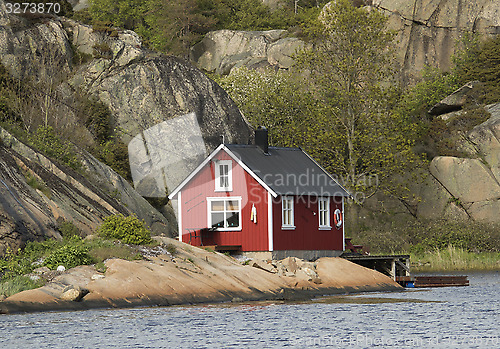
[{"left": 406, "top": 282, "right": 415, "bottom": 288}]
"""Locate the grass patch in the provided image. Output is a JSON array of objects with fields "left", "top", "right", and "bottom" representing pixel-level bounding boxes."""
[
  {"left": 0, "top": 275, "right": 44, "bottom": 298},
  {"left": 352, "top": 217, "right": 500, "bottom": 255},
  {"left": 351, "top": 216, "right": 500, "bottom": 272},
  {"left": 24, "top": 171, "right": 51, "bottom": 198},
  {"left": 87, "top": 239, "right": 142, "bottom": 262},
  {"left": 412, "top": 245, "right": 500, "bottom": 272}
]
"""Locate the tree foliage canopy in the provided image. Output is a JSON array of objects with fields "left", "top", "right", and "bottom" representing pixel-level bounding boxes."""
[
  {"left": 217, "top": 1, "right": 422, "bottom": 202},
  {"left": 294, "top": 0, "right": 420, "bottom": 197}
]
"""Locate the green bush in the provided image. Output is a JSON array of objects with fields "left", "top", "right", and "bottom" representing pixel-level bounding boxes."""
[
  {"left": 97, "top": 140, "right": 131, "bottom": 180},
  {"left": 0, "top": 249, "right": 34, "bottom": 280},
  {"left": 44, "top": 244, "right": 94, "bottom": 270},
  {"left": 97, "top": 214, "right": 153, "bottom": 245},
  {"left": 57, "top": 220, "right": 82, "bottom": 240},
  {"left": 0, "top": 240, "right": 59, "bottom": 280}
]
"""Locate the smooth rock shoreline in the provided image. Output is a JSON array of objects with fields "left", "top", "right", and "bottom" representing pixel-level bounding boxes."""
[{"left": 0, "top": 238, "right": 401, "bottom": 314}]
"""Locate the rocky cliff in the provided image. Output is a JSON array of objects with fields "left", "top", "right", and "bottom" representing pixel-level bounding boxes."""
[
  {"left": 63, "top": 17, "right": 252, "bottom": 197},
  {"left": 191, "top": 1, "right": 500, "bottom": 82},
  {"left": 0, "top": 1, "right": 253, "bottom": 251},
  {"left": 0, "top": 126, "right": 171, "bottom": 256},
  {"left": 0, "top": 1, "right": 252, "bottom": 193},
  {"left": 191, "top": 29, "right": 305, "bottom": 75},
  {"left": 374, "top": 0, "right": 500, "bottom": 82}
]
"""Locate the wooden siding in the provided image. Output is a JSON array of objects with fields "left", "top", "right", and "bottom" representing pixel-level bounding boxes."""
[
  {"left": 272, "top": 196, "right": 344, "bottom": 251},
  {"left": 180, "top": 150, "right": 269, "bottom": 251}
]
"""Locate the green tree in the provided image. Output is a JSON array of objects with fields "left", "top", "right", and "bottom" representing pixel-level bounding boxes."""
[
  {"left": 294, "top": 0, "right": 419, "bottom": 198},
  {"left": 88, "top": 0, "right": 147, "bottom": 30},
  {"left": 213, "top": 68, "right": 318, "bottom": 147}
]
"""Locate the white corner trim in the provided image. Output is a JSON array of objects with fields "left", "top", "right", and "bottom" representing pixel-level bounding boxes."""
[
  {"left": 177, "top": 191, "right": 182, "bottom": 242},
  {"left": 342, "top": 197, "right": 345, "bottom": 251},
  {"left": 268, "top": 191, "right": 273, "bottom": 252}
]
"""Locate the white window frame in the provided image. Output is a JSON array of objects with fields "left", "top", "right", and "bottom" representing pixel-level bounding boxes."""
[
  {"left": 318, "top": 197, "right": 331, "bottom": 230},
  {"left": 214, "top": 160, "right": 233, "bottom": 192},
  {"left": 207, "top": 197, "right": 242, "bottom": 231},
  {"left": 281, "top": 196, "right": 295, "bottom": 229}
]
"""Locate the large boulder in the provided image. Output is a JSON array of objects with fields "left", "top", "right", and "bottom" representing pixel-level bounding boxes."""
[
  {"left": 416, "top": 174, "right": 469, "bottom": 220},
  {"left": 190, "top": 29, "right": 305, "bottom": 75},
  {"left": 429, "top": 156, "right": 500, "bottom": 222},
  {"left": 430, "top": 156, "right": 500, "bottom": 203},
  {"left": 417, "top": 95, "right": 500, "bottom": 224},
  {"left": 463, "top": 103, "right": 500, "bottom": 181}
]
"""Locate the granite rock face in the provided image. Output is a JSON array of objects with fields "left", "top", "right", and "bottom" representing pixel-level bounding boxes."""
[
  {"left": 372, "top": 0, "right": 500, "bottom": 82},
  {"left": 0, "top": 126, "right": 172, "bottom": 256},
  {"left": 190, "top": 29, "right": 305, "bottom": 75},
  {"left": 64, "top": 19, "right": 253, "bottom": 196},
  {"left": 0, "top": 4, "right": 253, "bottom": 246},
  {"left": 191, "top": 1, "right": 500, "bottom": 82}
]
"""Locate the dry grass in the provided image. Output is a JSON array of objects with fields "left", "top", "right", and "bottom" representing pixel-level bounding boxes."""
[{"left": 412, "top": 245, "right": 500, "bottom": 272}]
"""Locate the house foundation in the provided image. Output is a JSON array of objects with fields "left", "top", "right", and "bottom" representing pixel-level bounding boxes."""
[{"left": 242, "top": 250, "right": 343, "bottom": 261}]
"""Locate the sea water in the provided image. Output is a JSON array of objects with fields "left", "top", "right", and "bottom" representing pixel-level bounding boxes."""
[{"left": 1, "top": 271, "right": 498, "bottom": 348}]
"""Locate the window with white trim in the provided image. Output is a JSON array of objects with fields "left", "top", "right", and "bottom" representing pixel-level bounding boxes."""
[
  {"left": 282, "top": 196, "right": 294, "bottom": 228},
  {"left": 318, "top": 197, "right": 331, "bottom": 229},
  {"left": 215, "top": 160, "right": 232, "bottom": 191},
  {"left": 208, "top": 197, "right": 241, "bottom": 230}
]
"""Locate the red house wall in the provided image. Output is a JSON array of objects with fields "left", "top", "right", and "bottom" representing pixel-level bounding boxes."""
[
  {"left": 180, "top": 150, "right": 269, "bottom": 251},
  {"left": 272, "top": 196, "right": 344, "bottom": 251}
]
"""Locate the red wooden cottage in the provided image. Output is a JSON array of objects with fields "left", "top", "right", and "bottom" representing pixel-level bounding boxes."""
[{"left": 168, "top": 128, "right": 351, "bottom": 260}]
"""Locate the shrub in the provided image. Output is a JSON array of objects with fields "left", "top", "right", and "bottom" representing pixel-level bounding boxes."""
[
  {"left": 92, "top": 42, "right": 113, "bottom": 59},
  {"left": 97, "top": 140, "right": 131, "bottom": 180},
  {"left": 57, "top": 220, "right": 82, "bottom": 240},
  {"left": 97, "top": 214, "right": 153, "bottom": 245},
  {"left": 44, "top": 244, "right": 94, "bottom": 270}
]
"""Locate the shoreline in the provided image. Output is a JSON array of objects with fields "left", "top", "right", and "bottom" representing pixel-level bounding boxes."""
[
  {"left": 0, "top": 284, "right": 402, "bottom": 315},
  {"left": 0, "top": 238, "right": 402, "bottom": 315}
]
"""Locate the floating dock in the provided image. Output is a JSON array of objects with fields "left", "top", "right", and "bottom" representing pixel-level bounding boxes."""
[
  {"left": 342, "top": 254, "right": 469, "bottom": 288},
  {"left": 396, "top": 275, "right": 469, "bottom": 288}
]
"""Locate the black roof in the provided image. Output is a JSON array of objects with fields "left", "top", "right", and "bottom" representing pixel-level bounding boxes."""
[{"left": 226, "top": 144, "right": 350, "bottom": 197}]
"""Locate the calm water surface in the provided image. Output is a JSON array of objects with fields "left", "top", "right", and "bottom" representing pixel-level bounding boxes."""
[{"left": 1, "top": 271, "right": 498, "bottom": 348}]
